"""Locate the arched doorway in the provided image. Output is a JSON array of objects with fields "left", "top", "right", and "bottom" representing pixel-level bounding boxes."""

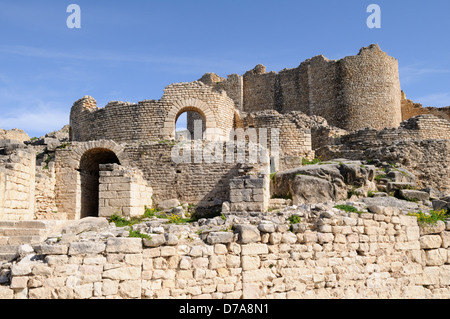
[
  {"left": 78, "top": 148, "right": 120, "bottom": 218},
  {"left": 175, "top": 109, "right": 206, "bottom": 140}
]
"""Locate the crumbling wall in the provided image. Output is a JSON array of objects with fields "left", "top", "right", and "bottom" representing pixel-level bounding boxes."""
[
  {"left": 238, "top": 45, "right": 402, "bottom": 131},
  {"left": 242, "top": 110, "right": 314, "bottom": 171},
  {"left": 70, "top": 82, "right": 236, "bottom": 143},
  {"left": 401, "top": 92, "right": 450, "bottom": 121},
  {"left": 0, "top": 145, "right": 35, "bottom": 221}
]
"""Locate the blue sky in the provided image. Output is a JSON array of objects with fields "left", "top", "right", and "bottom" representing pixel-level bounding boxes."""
[{"left": 0, "top": 0, "right": 449, "bottom": 137}]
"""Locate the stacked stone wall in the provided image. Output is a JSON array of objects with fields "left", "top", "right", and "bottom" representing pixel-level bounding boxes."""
[
  {"left": 70, "top": 82, "right": 236, "bottom": 143},
  {"left": 98, "top": 164, "right": 153, "bottom": 218},
  {"left": 3, "top": 207, "right": 450, "bottom": 299},
  {"left": 0, "top": 147, "right": 36, "bottom": 221},
  {"left": 238, "top": 45, "right": 401, "bottom": 131}
]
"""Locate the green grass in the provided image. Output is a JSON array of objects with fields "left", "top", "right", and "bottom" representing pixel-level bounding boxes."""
[
  {"left": 407, "top": 209, "right": 449, "bottom": 225},
  {"left": 374, "top": 174, "right": 387, "bottom": 181},
  {"left": 334, "top": 205, "right": 365, "bottom": 214},
  {"left": 128, "top": 229, "right": 151, "bottom": 239},
  {"left": 271, "top": 193, "right": 292, "bottom": 200},
  {"left": 270, "top": 172, "right": 277, "bottom": 181},
  {"left": 288, "top": 215, "right": 301, "bottom": 224},
  {"left": 302, "top": 157, "right": 322, "bottom": 165},
  {"left": 109, "top": 214, "right": 141, "bottom": 227}
]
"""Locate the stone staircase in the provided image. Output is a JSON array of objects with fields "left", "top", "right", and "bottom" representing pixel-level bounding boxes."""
[{"left": 0, "top": 221, "right": 65, "bottom": 262}]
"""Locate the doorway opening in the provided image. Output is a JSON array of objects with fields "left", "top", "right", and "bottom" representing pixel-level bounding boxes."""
[{"left": 78, "top": 148, "right": 120, "bottom": 218}]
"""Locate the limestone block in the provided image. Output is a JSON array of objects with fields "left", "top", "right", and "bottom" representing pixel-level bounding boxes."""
[
  {"left": 102, "top": 266, "right": 141, "bottom": 281},
  {"left": 28, "top": 287, "right": 51, "bottom": 299},
  {"left": 422, "top": 267, "right": 440, "bottom": 285},
  {"left": 209, "top": 255, "right": 226, "bottom": 269},
  {"left": 241, "top": 255, "right": 260, "bottom": 271},
  {"left": 241, "top": 243, "right": 268, "bottom": 256},
  {"left": 119, "top": 280, "right": 141, "bottom": 299},
  {"left": 419, "top": 220, "right": 446, "bottom": 235},
  {"left": 206, "top": 232, "right": 234, "bottom": 244},
  {"left": 69, "top": 242, "right": 106, "bottom": 255},
  {"left": 160, "top": 246, "right": 176, "bottom": 257},
  {"left": 234, "top": 225, "right": 261, "bottom": 244},
  {"left": 425, "top": 249, "right": 447, "bottom": 266},
  {"left": 0, "top": 286, "right": 14, "bottom": 299},
  {"left": 106, "top": 238, "right": 142, "bottom": 254},
  {"left": 10, "top": 276, "right": 28, "bottom": 289},
  {"left": 441, "top": 231, "right": 450, "bottom": 248},
  {"left": 242, "top": 269, "right": 276, "bottom": 283},
  {"left": 281, "top": 232, "right": 298, "bottom": 244},
  {"left": 37, "top": 244, "right": 69, "bottom": 255},
  {"left": 419, "top": 235, "right": 443, "bottom": 249},
  {"left": 439, "top": 265, "right": 450, "bottom": 285}
]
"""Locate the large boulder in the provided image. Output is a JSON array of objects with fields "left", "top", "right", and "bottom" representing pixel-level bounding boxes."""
[
  {"left": 272, "top": 161, "right": 377, "bottom": 205},
  {"left": 290, "top": 174, "right": 347, "bottom": 205}
]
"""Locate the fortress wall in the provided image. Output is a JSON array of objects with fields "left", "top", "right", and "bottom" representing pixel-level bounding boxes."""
[
  {"left": 242, "top": 69, "right": 278, "bottom": 113},
  {"left": 215, "top": 74, "right": 244, "bottom": 111},
  {"left": 5, "top": 207, "right": 450, "bottom": 299},
  {"left": 338, "top": 45, "right": 402, "bottom": 131},
  {"left": 0, "top": 148, "right": 35, "bottom": 221},
  {"left": 278, "top": 64, "right": 310, "bottom": 114},
  {"left": 307, "top": 56, "right": 340, "bottom": 126},
  {"left": 70, "top": 83, "right": 236, "bottom": 144},
  {"left": 242, "top": 111, "right": 312, "bottom": 161},
  {"left": 239, "top": 45, "right": 402, "bottom": 131},
  {"left": 70, "top": 97, "right": 166, "bottom": 143}
]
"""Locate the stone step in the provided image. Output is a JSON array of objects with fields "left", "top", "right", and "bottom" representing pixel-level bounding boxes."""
[
  {"left": 7, "top": 235, "right": 43, "bottom": 245},
  {"left": 0, "top": 221, "right": 49, "bottom": 229},
  {"left": 0, "top": 228, "right": 48, "bottom": 237}
]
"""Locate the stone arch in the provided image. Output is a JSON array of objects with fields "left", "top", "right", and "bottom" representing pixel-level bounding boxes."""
[
  {"left": 161, "top": 99, "right": 218, "bottom": 140},
  {"left": 78, "top": 148, "right": 120, "bottom": 219},
  {"left": 55, "top": 140, "right": 129, "bottom": 220}
]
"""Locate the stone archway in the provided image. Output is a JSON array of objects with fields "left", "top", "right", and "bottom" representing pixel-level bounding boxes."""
[
  {"left": 78, "top": 148, "right": 120, "bottom": 218},
  {"left": 55, "top": 140, "right": 129, "bottom": 220},
  {"left": 161, "top": 99, "right": 219, "bottom": 140}
]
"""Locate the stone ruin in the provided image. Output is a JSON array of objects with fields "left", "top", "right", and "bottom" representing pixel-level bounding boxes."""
[{"left": 0, "top": 44, "right": 450, "bottom": 299}]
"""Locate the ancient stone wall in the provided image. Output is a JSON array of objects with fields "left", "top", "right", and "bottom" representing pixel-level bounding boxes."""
[
  {"left": 98, "top": 164, "right": 153, "bottom": 218},
  {"left": 70, "top": 82, "right": 236, "bottom": 143},
  {"left": 329, "top": 115, "right": 450, "bottom": 151},
  {"left": 54, "top": 140, "right": 271, "bottom": 219},
  {"left": 242, "top": 110, "right": 314, "bottom": 171},
  {"left": 0, "top": 146, "right": 35, "bottom": 221},
  {"left": 2, "top": 206, "right": 450, "bottom": 299},
  {"left": 337, "top": 45, "right": 402, "bottom": 131},
  {"left": 236, "top": 45, "right": 402, "bottom": 131},
  {"left": 229, "top": 175, "right": 270, "bottom": 213}
]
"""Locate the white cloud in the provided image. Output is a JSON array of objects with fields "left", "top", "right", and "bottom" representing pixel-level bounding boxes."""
[
  {"left": 411, "top": 92, "right": 450, "bottom": 108},
  {"left": 399, "top": 64, "right": 450, "bottom": 85},
  {"left": 0, "top": 105, "right": 69, "bottom": 138}
]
